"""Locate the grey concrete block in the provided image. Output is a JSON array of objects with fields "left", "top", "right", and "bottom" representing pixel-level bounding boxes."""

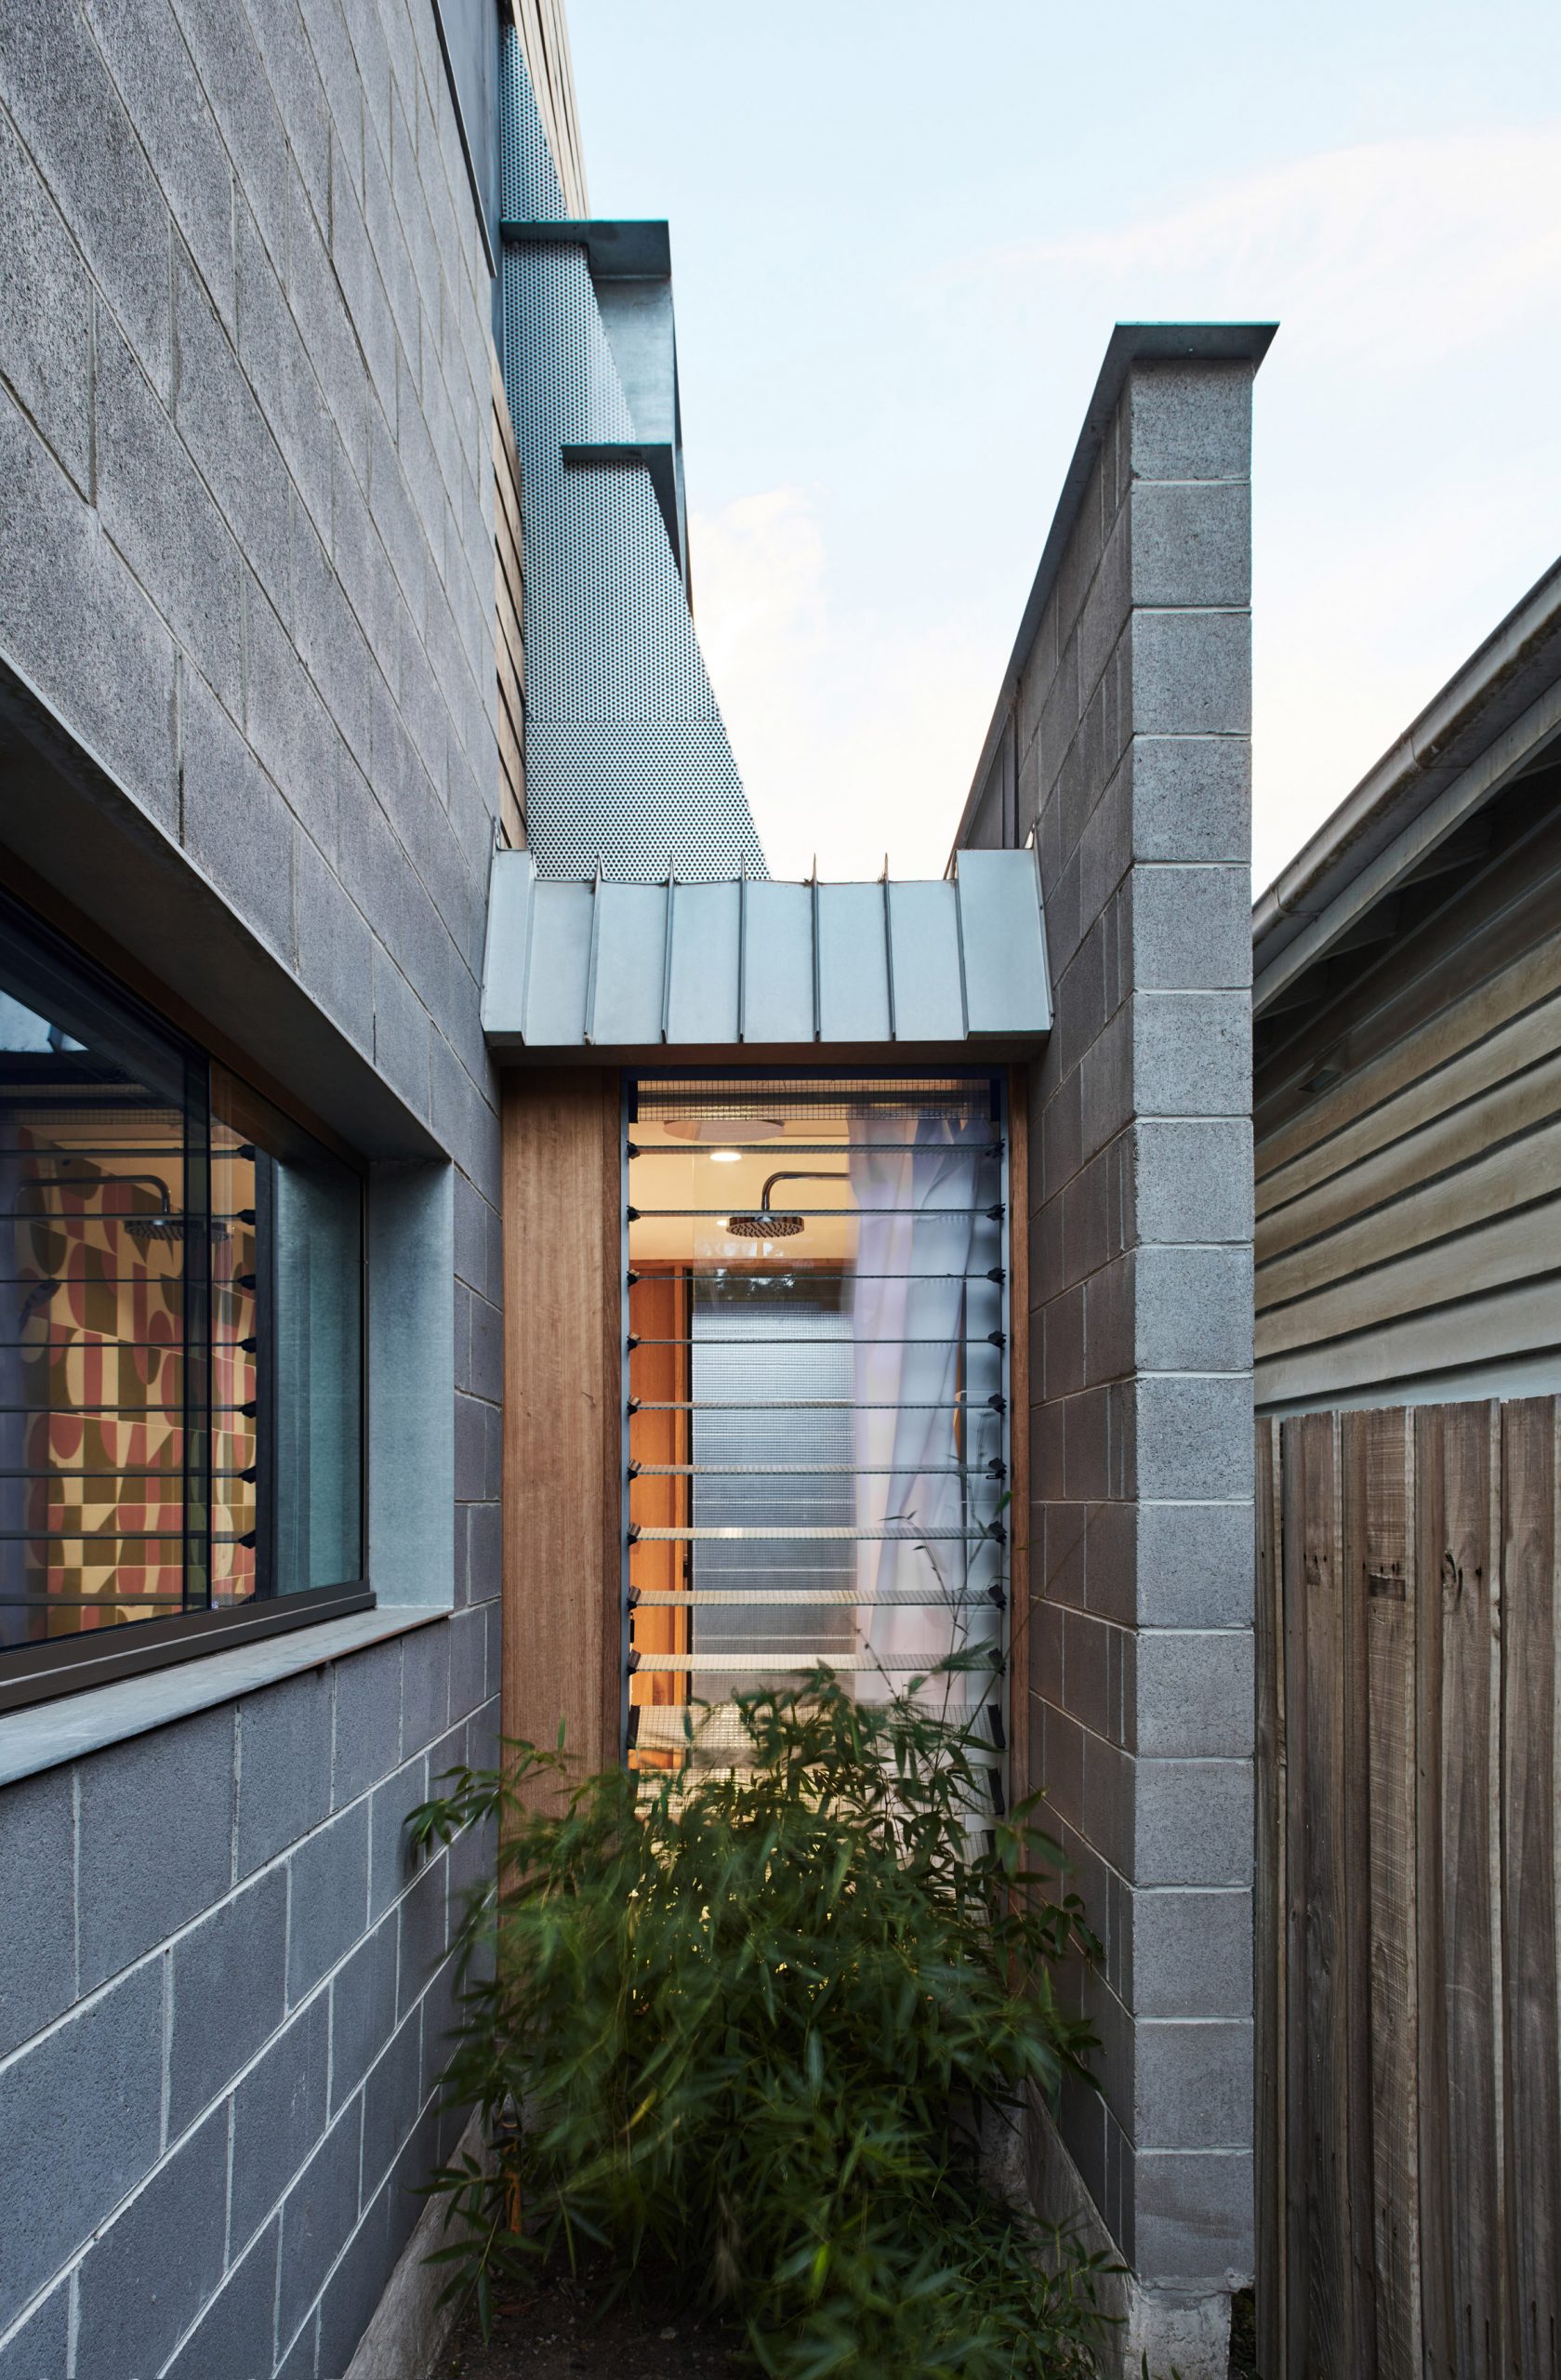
[
  {"left": 287, "top": 165, "right": 369, "bottom": 485},
  {"left": 244, "top": 0, "right": 329, "bottom": 225},
  {"left": 328, "top": 1911, "right": 399, "bottom": 2113},
  {"left": 297, "top": 826, "right": 375, "bottom": 1053},
  {"left": 0, "top": 2281, "right": 68, "bottom": 2380},
  {"left": 315, "top": 2186, "right": 392, "bottom": 2380},
  {"left": 1062, "top": 1385, "right": 1111, "bottom": 1502},
  {"left": 0, "top": 106, "right": 95, "bottom": 492},
  {"left": 1131, "top": 479, "right": 1250, "bottom": 609},
  {"left": 1131, "top": 1119, "right": 1253, "bottom": 1247},
  {"left": 1131, "top": 2147, "right": 1254, "bottom": 2285},
  {"left": 0, "top": 1766, "right": 74, "bottom": 2059},
  {"left": 371, "top": 941, "right": 430, "bottom": 1116},
  {"left": 230, "top": 1987, "right": 331, "bottom": 2243},
  {"left": 1132, "top": 1375, "right": 1253, "bottom": 1501},
  {"left": 327, "top": 144, "right": 396, "bottom": 424},
  {"left": 73, "top": 2104, "right": 228, "bottom": 2380},
  {"left": 0, "top": 383, "right": 180, "bottom": 829},
  {"left": 333, "top": 1639, "right": 403, "bottom": 1810},
  {"left": 1078, "top": 1004, "right": 1131, "bottom": 1164},
  {"left": 173, "top": 257, "right": 294, "bottom": 628},
  {"left": 1042, "top": 1284, "right": 1085, "bottom": 1401},
  {"left": 163, "top": 2213, "right": 280, "bottom": 2380},
  {"left": 368, "top": 1755, "right": 430, "bottom": 1931},
  {"left": 179, "top": 660, "right": 297, "bottom": 960},
  {"left": 0, "top": 0, "right": 173, "bottom": 391},
  {"left": 1076, "top": 505, "right": 1130, "bottom": 712},
  {"left": 1134, "top": 1757, "right": 1252, "bottom": 1887},
  {"left": 1134, "top": 2018, "right": 1252, "bottom": 2152},
  {"left": 1127, "top": 865, "right": 1251, "bottom": 993},
  {"left": 275, "top": 2305, "right": 319, "bottom": 2380},
  {"left": 234, "top": 192, "right": 333, "bottom": 540},
  {"left": 1130, "top": 610, "right": 1250, "bottom": 739},
  {"left": 237, "top": 1669, "right": 334, "bottom": 1876},
  {"left": 447, "top": 1602, "right": 487, "bottom": 1721},
  {"left": 244, "top": 575, "right": 345, "bottom": 862},
  {"left": 1131, "top": 991, "right": 1250, "bottom": 1120},
  {"left": 1083, "top": 1253, "right": 1132, "bottom": 1387},
  {"left": 1130, "top": 735, "right": 1250, "bottom": 862},
  {"left": 1131, "top": 1246, "right": 1254, "bottom": 1376},
  {"left": 1137, "top": 1499, "right": 1253, "bottom": 1631},
  {"left": 467, "top": 1691, "right": 500, "bottom": 1778},
  {"left": 328, "top": 429, "right": 399, "bottom": 664},
  {"left": 169, "top": 1864, "right": 287, "bottom": 2132},
  {"left": 468, "top": 1501, "right": 502, "bottom": 1604},
  {"left": 1133, "top": 1628, "right": 1253, "bottom": 1761},
  {"left": 84, "top": 0, "right": 236, "bottom": 328},
  {"left": 297, "top": 0, "right": 362, "bottom": 195},
  {"left": 167, "top": 0, "right": 289, "bottom": 268},
  {"left": 1129, "top": 361, "right": 1252, "bottom": 484},
  {"left": 401, "top": 1619, "right": 451, "bottom": 1754},
  {"left": 396, "top": 1854, "right": 447, "bottom": 2019},
  {"left": 76, "top": 1706, "right": 233, "bottom": 1991},
  {"left": 362, "top": 2002, "right": 423, "bottom": 2195},
  {"left": 0, "top": 1959, "right": 163, "bottom": 2326},
  {"left": 291, "top": 507, "right": 373, "bottom": 761},
  {"left": 277, "top": 2100, "right": 363, "bottom": 2347},
  {"left": 453, "top": 1168, "right": 486, "bottom": 1294},
  {"left": 96, "top": 313, "right": 245, "bottom": 717},
  {"left": 287, "top": 1803, "right": 369, "bottom": 2004},
  {"left": 1127, "top": 1885, "right": 1252, "bottom": 2020}
]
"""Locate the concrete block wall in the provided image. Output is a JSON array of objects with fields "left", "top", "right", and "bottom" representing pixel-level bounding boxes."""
[
  {"left": 0, "top": 1633, "right": 496, "bottom": 2376},
  {"left": 967, "top": 348, "right": 1259, "bottom": 2370},
  {"left": 0, "top": 0, "right": 508, "bottom": 2370}
]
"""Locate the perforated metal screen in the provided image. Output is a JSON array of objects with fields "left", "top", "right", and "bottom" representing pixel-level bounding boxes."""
[{"left": 497, "top": 33, "right": 769, "bottom": 881}]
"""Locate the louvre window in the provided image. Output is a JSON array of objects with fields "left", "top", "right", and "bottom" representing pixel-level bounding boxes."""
[
  {"left": 625, "top": 1074, "right": 1008, "bottom": 1783},
  {"left": 0, "top": 892, "right": 365, "bottom": 1705}
]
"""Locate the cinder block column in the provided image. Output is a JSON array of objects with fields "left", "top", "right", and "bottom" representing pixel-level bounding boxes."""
[{"left": 1004, "top": 347, "right": 1259, "bottom": 2375}]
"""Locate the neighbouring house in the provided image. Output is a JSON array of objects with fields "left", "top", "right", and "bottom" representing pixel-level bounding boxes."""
[
  {"left": 0, "top": 7, "right": 1267, "bottom": 2377},
  {"left": 1251, "top": 563, "right": 1561, "bottom": 2378}
]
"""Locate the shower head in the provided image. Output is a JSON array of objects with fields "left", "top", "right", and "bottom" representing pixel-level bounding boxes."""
[{"left": 726, "top": 1170, "right": 845, "bottom": 1240}]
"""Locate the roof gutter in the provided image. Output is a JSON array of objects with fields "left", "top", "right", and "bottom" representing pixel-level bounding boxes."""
[
  {"left": 947, "top": 321, "right": 1277, "bottom": 868},
  {"left": 1252, "top": 554, "right": 1561, "bottom": 999}
]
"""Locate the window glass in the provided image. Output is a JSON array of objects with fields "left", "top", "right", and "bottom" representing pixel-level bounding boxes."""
[
  {"left": 625, "top": 1075, "right": 1008, "bottom": 1778},
  {"left": 0, "top": 894, "right": 364, "bottom": 1676}
]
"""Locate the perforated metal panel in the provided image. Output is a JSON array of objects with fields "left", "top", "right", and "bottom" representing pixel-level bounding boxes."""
[{"left": 497, "top": 32, "right": 768, "bottom": 881}]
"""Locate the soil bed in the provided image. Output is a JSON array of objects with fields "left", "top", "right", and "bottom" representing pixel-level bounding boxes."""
[{"left": 438, "top": 2262, "right": 744, "bottom": 2380}]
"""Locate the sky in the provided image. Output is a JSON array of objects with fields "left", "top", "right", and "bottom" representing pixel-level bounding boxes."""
[{"left": 567, "top": 2, "right": 1561, "bottom": 892}]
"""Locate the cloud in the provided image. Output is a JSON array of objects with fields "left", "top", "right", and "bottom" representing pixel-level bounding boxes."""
[
  {"left": 694, "top": 126, "right": 1561, "bottom": 892},
  {"left": 694, "top": 486, "right": 998, "bottom": 881}
]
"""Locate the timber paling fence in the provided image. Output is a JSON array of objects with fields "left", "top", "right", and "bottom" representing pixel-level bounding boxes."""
[{"left": 1256, "top": 1400, "right": 1561, "bottom": 2380}]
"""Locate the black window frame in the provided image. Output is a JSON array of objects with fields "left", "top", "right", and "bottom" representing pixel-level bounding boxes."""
[{"left": 0, "top": 891, "right": 373, "bottom": 1716}]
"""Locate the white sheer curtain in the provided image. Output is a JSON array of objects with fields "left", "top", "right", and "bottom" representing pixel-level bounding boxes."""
[{"left": 850, "top": 1114, "right": 982, "bottom": 1679}]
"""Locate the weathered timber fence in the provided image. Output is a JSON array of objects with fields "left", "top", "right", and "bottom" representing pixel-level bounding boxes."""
[{"left": 1256, "top": 1400, "right": 1561, "bottom": 2380}]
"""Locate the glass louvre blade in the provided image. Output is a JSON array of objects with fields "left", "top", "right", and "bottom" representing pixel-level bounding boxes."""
[{"left": 625, "top": 1072, "right": 1009, "bottom": 1777}]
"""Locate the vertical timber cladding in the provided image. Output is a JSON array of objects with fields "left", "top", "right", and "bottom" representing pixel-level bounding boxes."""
[
  {"left": 1256, "top": 1398, "right": 1561, "bottom": 2380},
  {"left": 501, "top": 1069, "right": 622, "bottom": 1770}
]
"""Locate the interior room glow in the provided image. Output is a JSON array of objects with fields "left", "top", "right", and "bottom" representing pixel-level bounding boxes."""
[{"left": 708, "top": 1149, "right": 741, "bottom": 1162}]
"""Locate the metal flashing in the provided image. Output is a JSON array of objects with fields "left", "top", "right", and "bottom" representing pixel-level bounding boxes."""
[{"left": 483, "top": 849, "right": 1052, "bottom": 1054}]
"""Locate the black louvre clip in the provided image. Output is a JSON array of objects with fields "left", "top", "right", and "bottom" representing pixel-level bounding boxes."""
[
  {"left": 627, "top": 1270, "right": 641, "bottom": 1288},
  {"left": 627, "top": 1586, "right": 641, "bottom": 1607},
  {"left": 627, "top": 1649, "right": 641, "bottom": 1673},
  {"left": 986, "top": 1266, "right": 1005, "bottom": 1285},
  {"left": 627, "top": 1397, "right": 641, "bottom": 1416},
  {"left": 627, "top": 1523, "right": 641, "bottom": 1542},
  {"left": 626, "top": 1207, "right": 641, "bottom": 1223},
  {"left": 985, "top": 1204, "right": 1004, "bottom": 1221},
  {"left": 987, "top": 1330, "right": 1006, "bottom": 1349},
  {"left": 626, "top": 1335, "right": 640, "bottom": 1353},
  {"left": 628, "top": 1459, "right": 642, "bottom": 1478},
  {"left": 986, "top": 1394, "right": 1006, "bottom": 1414},
  {"left": 986, "top": 1457, "right": 1007, "bottom": 1479}
]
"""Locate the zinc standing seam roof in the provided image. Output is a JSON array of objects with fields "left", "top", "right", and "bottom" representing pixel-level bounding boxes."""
[{"left": 481, "top": 849, "right": 1052, "bottom": 1051}]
